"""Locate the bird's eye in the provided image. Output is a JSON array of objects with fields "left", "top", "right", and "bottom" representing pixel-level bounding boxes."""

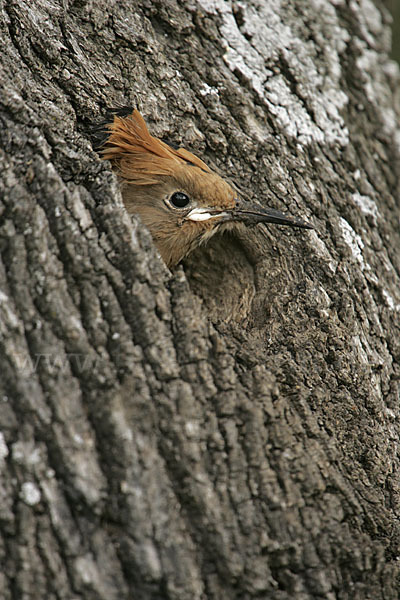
[{"left": 169, "top": 192, "right": 190, "bottom": 209}]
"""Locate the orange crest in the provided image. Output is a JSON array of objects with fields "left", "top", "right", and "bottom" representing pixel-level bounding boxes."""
[{"left": 101, "top": 109, "right": 211, "bottom": 185}]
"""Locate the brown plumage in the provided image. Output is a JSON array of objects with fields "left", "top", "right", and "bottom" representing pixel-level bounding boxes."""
[{"left": 100, "top": 109, "right": 312, "bottom": 267}]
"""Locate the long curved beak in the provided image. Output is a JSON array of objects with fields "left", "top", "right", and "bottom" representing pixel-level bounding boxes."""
[
  {"left": 225, "top": 200, "right": 313, "bottom": 229},
  {"left": 186, "top": 200, "right": 313, "bottom": 229}
]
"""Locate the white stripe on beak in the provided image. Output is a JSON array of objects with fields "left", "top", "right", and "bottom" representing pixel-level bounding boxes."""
[{"left": 187, "top": 208, "right": 228, "bottom": 222}]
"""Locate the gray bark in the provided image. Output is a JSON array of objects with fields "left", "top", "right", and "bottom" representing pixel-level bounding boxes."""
[{"left": 1, "top": 0, "right": 400, "bottom": 598}]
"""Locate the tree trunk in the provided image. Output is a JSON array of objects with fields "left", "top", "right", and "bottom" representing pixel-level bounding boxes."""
[{"left": 1, "top": 0, "right": 400, "bottom": 598}]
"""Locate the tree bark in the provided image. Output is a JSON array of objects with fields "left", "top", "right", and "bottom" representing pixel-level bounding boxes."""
[{"left": 1, "top": 0, "right": 400, "bottom": 598}]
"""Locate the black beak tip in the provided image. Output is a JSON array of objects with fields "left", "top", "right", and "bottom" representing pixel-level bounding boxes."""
[{"left": 295, "top": 219, "right": 313, "bottom": 230}]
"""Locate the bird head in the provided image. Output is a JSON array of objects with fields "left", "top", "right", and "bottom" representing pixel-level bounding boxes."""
[{"left": 100, "top": 109, "right": 312, "bottom": 268}]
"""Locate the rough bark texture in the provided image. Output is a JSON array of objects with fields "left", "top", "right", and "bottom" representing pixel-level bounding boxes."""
[{"left": 1, "top": 0, "right": 400, "bottom": 598}]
